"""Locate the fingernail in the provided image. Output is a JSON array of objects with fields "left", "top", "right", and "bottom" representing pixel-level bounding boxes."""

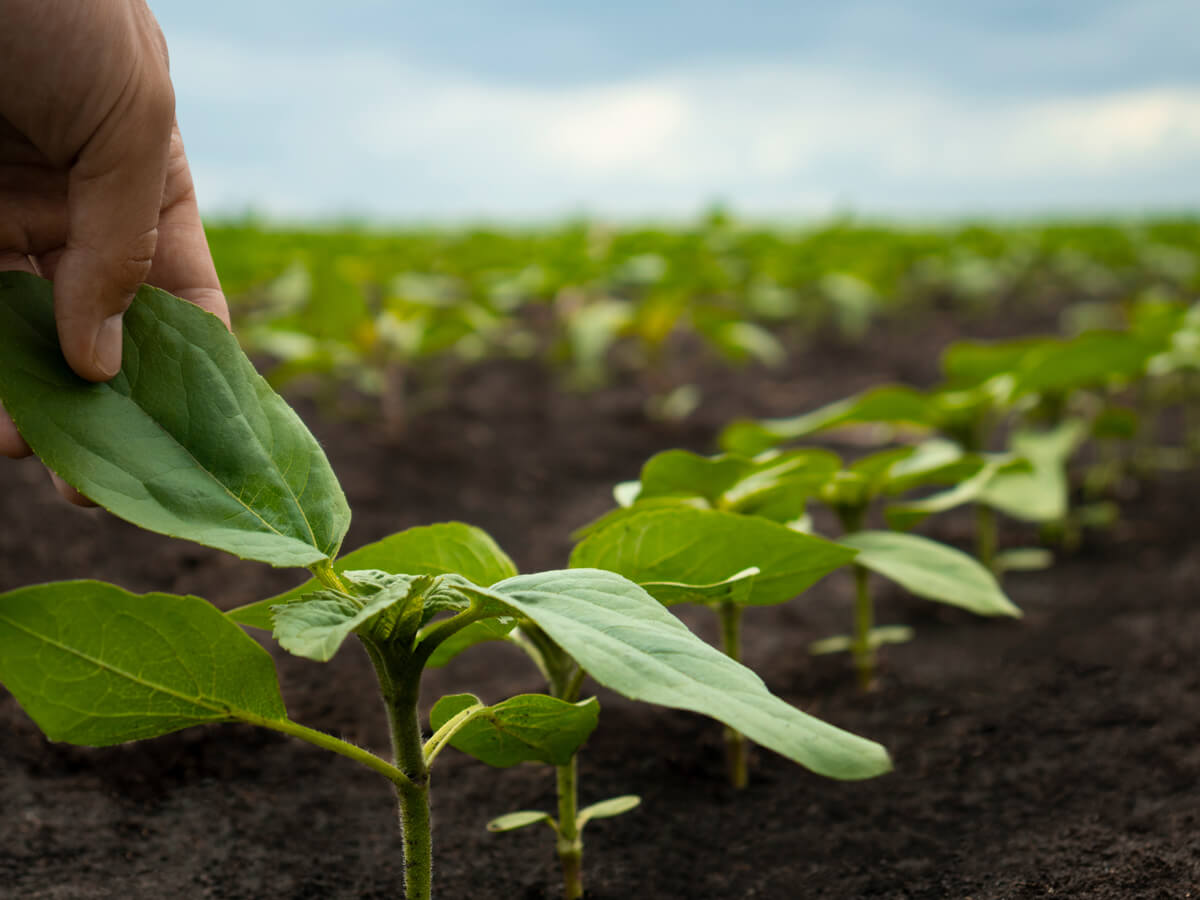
[{"left": 93, "top": 313, "right": 125, "bottom": 378}]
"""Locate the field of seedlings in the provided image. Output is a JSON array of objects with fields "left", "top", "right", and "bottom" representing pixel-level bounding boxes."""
[{"left": 1, "top": 217, "right": 1199, "bottom": 899}]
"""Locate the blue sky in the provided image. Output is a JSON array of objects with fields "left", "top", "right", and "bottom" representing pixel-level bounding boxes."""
[{"left": 154, "top": 1, "right": 1200, "bottom": 221}]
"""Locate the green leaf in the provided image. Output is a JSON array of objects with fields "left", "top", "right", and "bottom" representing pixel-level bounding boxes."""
[
  {"left": 570, "top": 496, "right": 711, "bottom": 543},
  {"left": 487, "top": 569, "right": 892, "bottom": 780},
  {"left": 720, "top": 385, "right": 936, "bottom": 454},
  {"left": 487, "top": 810, "right": 555, "bottom": 833},
  {"left": 228, "top": 522, "right": 516, "bottom": 629},
  {"left": 0, "top": 581, "right": 286, "bottom": 746},
  {"left": 638, "top": 450, "right": 754, "bottom": 504},
  {"left": 721, "top": 450, "right": 842, "bottom": 518},
  {"left": 881, "top": 439, "right": 982, "bottom": 495},
  {"left": 429, "top": 693, "right": 600, "bottom": 768},
  {"left": 708, "top": 321, "right": 786, "bottom": 368},
  {"left": 839, "top": 531, "right": 1021, "bottom": 617},
  {"left": 577, "top": 795, "right": 641, "bottom": 828},
  {"left": 271, "top": 574, "right": 441, "bottom": 662},
  {"left": 940, "top": 336, "right": 1048, "bottom": 387},
  {"left": 0, "top": 271, "right": 349, "bottom": 569},
  {"left": 977, "top": 420, "right": 1087, "bottom": 522},
  {"left": 641, "top": 567, "right": 760, "bottom": 607},
  {"left": 634, "top": 448, "right": 840, "bottom": 523},
  {"left": 809, "top": 625, "right": 915, "bottom": 655},
  {"left": 994, "top": 548, "right": 1054, "bottom": 573},
  {"left": 883, "top": 458, "right": 1017, "bottom": 531},
  {"left": 570, "top": 507, "right": 856, "bottom": 607},
  {"left": 1014, "top": 331, "right": 1157, "bottom": 396}
]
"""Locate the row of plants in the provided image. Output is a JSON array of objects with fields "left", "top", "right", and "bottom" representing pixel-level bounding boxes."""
[
  {"left": 0, "top": 269, "right": 1196, "bottom": 898},
  {"left": 210, "top": 215, "right": 1200, "bottom": 430}
]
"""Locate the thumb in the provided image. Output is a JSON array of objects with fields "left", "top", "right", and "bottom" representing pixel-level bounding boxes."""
[{"left": 53, "top": 68, "right": 175, "bottom": 382}]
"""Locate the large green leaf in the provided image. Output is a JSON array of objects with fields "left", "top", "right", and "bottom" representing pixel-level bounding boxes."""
[
  {"left": 570, "top": 507, "right": 856, "bottom": 607},
  {"left": 940, "top": 336, "right": 1048, "bottom": 387},
  {"left": 1014, "top": 331, "right": 1157, "bottom": 396},
  {"left": 484, "top": 569, "right": 892, "bottom": 780},
  {"left": 430, "top": 693, "right": 599, "bottom": 768},
  {"left": 0, "top": 581, "right": 287, "bottom": 746},
  {"left": 0, "top": 272, "right": 349, "bottom": 568},
  {"left": 228, "top": 522, "right": 516, "bottom": 629},
  {"left": 838, "top": 531, "right": 1021, "bottom": 617}
]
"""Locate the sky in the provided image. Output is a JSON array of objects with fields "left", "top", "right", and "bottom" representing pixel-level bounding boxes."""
[{"left": 153, "top": 1, "right": 1200, "bottom": 222}]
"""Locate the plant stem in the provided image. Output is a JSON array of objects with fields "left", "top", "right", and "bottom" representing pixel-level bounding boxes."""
[
  {"left": 309, "top": 559, "right": 350, "bottom": 595},
  {"left": 717, "top": 600, "right": 748, "bottom": 788},
  {"left": 556, "top": 756, "right": 584, "bottom": 900},
  {"left": 537, "top": 634, "right": 588, "bottom": 900},
  {"left": 851, "top": 564, "right": 874, "bottom": 692},
  {"left": 975, "top": 503, "right": 998, "bottom": 573},
  {"left": 423, "top": 702, "right": 486, "bottom": 768},
  {"left": 242, "top": 714, "right": 411, "bottom": 788},
  {"left": 363, "top": 639, "right": 433, "bottom": 900}
]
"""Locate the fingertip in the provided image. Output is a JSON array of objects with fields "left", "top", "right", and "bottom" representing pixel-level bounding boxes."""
[
  {"left": 93, "top": 312, "right": 126, "bottom": 378},
  {"left": 176, "top": 286, "right": 231, "bottom": 331}
]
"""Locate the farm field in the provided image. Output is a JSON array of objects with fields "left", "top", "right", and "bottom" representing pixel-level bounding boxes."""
[{"left": 1, "top": 218, "right": 1199, "bottom": 899}]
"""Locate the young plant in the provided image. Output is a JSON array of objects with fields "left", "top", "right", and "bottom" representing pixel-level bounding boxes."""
[
  {"left": 580, "top": 445, "right": 1020, "bottom": 700},
  {"left": 717, "top": 328, "right": 1151, "bottom": 573},
  {"left": 0, "top": 272, "right": 891, "bottom": 899}
]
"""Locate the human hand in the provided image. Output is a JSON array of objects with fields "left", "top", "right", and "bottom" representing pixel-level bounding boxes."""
[{"left": 0, "top": 0, "right": 228, "bottom": 504}]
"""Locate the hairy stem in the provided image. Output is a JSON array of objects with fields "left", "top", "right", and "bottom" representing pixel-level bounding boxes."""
[
  {"left": 242, "top": 714, "right": 411, "bottom": 789},
  {"left": 852, "top": 564, "right": 875, "bottom": 692},
  {"left": 363, "top": 638, "right": 433, "bottom": 900},
  {"left": 423, "top": 702, "right": 486, "bottom": 767},
  {"left": 556, "top": 756, "right": 584, "bottom": 900},
  {"left": 309, "top": 559, "right": 350, "bottom": 595},
  {"left": 536, "top": 634, "right": 589, "bottom": 900},
  {"left": 717, "top": 600, "right": 748, "bottom": 788}
]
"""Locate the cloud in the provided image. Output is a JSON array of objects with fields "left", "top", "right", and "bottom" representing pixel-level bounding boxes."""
[{"left": 169, "top": 36, "right": 1200, "bottom": 219}]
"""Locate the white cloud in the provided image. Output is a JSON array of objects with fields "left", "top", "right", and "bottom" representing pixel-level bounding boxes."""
[{"left": 168, "top": 37, "right": 1200, "bottom": 219}]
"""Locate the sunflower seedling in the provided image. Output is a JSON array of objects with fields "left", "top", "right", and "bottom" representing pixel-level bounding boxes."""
[{"left": 0, "top": 273, "right": 891, "bottom": 900}]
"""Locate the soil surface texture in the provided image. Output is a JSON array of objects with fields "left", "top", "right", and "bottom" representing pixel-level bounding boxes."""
[{"left": 1, "top": 303, "right": 1198, "bottom": 899}]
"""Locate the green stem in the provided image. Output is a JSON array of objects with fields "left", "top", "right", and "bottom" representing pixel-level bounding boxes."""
[
  {"left": 413, "top": 598, "right": 488, "bottom": 656},
  {"left": 975, "top": 503, "right": 998, "bottom": 573},
  {"left": 242, "top": 713, "right": 411, "bottom": 788},
  {"left": 556, "top": 755, "right": 584, "bottom": 900},
  {"left": 534, "top": 635, "right": 589, "bottom": 900},
  {"left": 309, "top": 559, "right": 350, "bottom": 595},
  {"left": 363, "top": 639, "right": 433, "bottom": 900},
  {"left": 717, "top": 600, "right": 748, "bottom": 788},
  {"left": 423, "top": 702, "right": 486, "bottom": 767},
  {"left": 852, "top": 564, "right": 874, "bottom": 692}
]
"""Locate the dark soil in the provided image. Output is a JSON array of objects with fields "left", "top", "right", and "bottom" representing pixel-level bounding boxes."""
[{"left": 2, "top": 304, "right": 1198, "bottom": 899}]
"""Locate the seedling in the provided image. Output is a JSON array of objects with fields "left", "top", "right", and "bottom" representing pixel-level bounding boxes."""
[
  {"left": 717, "top": 322, "right": 1164, "bottom": 571},
  {"left": 0, "top": 273, "right": 890, "bottom": 900},
  {"left": 578, "top": 445, "right": 1020, "bottom": 704}
]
